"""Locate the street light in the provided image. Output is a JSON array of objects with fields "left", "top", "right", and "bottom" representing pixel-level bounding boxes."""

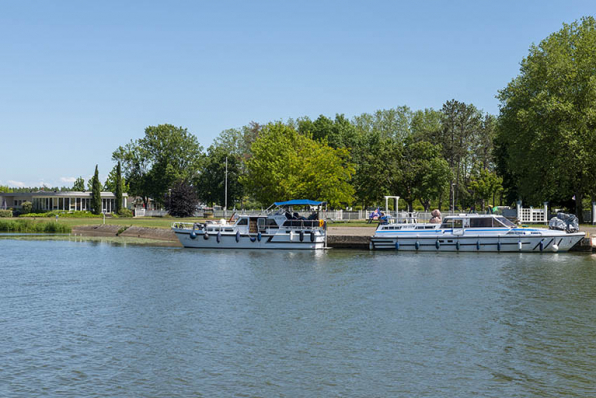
[{"left": 451, "top": 183, "right": 456, "bottom": 214}]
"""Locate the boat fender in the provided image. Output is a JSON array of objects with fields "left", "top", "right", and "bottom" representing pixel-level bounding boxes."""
[
  {"left": 217, "top": 231, "right": 221, "bottom": 243},
  {"left": 518, "top": 241, "right": 522, "bottom": 251},
  {"left": 552, "top": 243, "right": 559, "bottom": 252},
  {"left": 456, "top": 241, "right": 460, "bottom": 251},
  {"left": 236, "top": 231, "right": 240, "bottom": 243},
  {"left": 435, "top": 240, "right": 440, "bottom": 249},
  {"left": 310, "top": 231, "right": 315, "bottom": 242},
  {"left": 476, "top": 241, "right": 480, "bottom": 251},
  {"left": 250, "top": 236, "right": 257, "bottom": 242},
  {"left": 415, "top": 241, "right": 420, "bottom": 250},
  {"left": 395, "top": 241, "right": 399, "bottom": 251},
  {"left": 204, "top": 232, "right": 209, "bottom": 240},
  {"left": 299, "top": 231, "right": 304, "bottom": 242},
  {"left": 497, "top": 241, "right": 501, "bottom": 251},
  {"left": 190, "top": 231, "right": 197, "bottom": 240},
  {"left": 539, "top": 240, "right": 544, "bottom": 252},
  {"left": 257, "top": 232, "right": 262, "bottom": 242},
  {"left": 319, "top": 219, "right": 324, "bottom": 228}
]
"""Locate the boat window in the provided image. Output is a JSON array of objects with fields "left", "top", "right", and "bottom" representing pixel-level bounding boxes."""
[
  {"left": 469, "top": 218, "right": 493, "bottom": 228},
  {"left": 266, "top": 219, "right": 279, "bottom": 227},
  {"left": 236, "top": 218, "right": 248, "bottom": 226},
  {"left": 225, "top": 228, "right": 233, "bottom": 232},
  {"left": 440, "top": 219, "right": 463, "bottom": 229},
  {"left": 496, "top": 216, "right": 516, "bottom": 228}
]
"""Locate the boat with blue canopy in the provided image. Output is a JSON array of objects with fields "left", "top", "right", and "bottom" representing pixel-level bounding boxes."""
[{"left": 172, "top": 200, "right": 327, "bottom": 250}]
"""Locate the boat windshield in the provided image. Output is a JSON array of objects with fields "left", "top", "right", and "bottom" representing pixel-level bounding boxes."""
[{"left": 495, "top": 216, "right": 516, "bottom": 228}]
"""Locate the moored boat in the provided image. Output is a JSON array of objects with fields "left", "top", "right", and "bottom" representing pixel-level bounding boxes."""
[
  {"left": 172, "top": 200, "right": 327, "bottom": 250},
  {"left": 370, "top": 214, "right": 585, "bottom": 252}
]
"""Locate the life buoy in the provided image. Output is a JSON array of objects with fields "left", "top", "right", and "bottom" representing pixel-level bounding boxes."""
[
  {"left": 217, "top": 231, "right": 221, "bottom": 243},
  {"left": 236, "top": 231, "right": 240, "bottom": 243},
  {"left": 299, "top": 231, "right": 304, "bottom": 242}
]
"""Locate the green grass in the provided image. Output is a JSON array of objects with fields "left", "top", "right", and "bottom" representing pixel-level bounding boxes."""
[{"left": 6, "top": 216, "right": 205, "bottom": 229}]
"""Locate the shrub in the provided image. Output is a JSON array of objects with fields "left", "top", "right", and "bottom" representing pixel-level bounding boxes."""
[
  {"left": 20, "top": 211, "right": 102, "bottom": 218},
  {"left": 21, "top": 201, "right": 32, "bottom": 214},
  {"left": 118, "top": 208, "right": 133, "bottom": 218},
  {"left": 0, "top": 209, "right": 13, "bottom": 217},
  {"left": 0, "top": 219, "right": 71, "bottom": 233}
]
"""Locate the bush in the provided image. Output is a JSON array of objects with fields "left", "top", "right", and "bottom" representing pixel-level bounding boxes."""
[
  {"left": 21, "top": 201, "right": 32, "bottom": 214},
  {"left": 0, "top": 209, "right": 13, "bottom": 217},
  {"left": 0, "top": 219, "right": 71, "bottom": 233},
  {"left": 20, "top": 211, "right": 102, "bottom": 218},
  {"left": 118, "top": 208, "right": 133, "bottom": 218}
]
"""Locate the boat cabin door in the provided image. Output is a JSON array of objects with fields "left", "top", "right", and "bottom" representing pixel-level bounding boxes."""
[
  {"left": 452, "top": 219, "right": 464, "bottom": 235},
  {"left": 249, "top": 218, "right": 258, "bottom": 233},
  {"left": 257, "top": 217, "right": 266, "bottom": 232}
]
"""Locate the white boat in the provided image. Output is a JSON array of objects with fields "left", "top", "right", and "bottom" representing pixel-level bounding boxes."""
[
  {"left": 370, "top": 214, "right": 585, "bottom": 252},
  {"left": 172, "top": 200, "right": 327, "bottom": 250}
]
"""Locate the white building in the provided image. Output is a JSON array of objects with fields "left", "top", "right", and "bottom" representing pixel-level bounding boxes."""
[{"left": 0, "top": 191, "right": 128, "bottom": 214}]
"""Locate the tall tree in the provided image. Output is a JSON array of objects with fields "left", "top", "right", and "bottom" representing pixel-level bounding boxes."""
[
  {"left": 353, "top": 106, "right": 413, "bottom": 142},
  {"left": 439, "top": 100, "right": 482, "bottom": 209},
  {"left": 112, "top": 124, "right": 204, "bottom": 207},
  {"left": 241, "top": 123, "right": 355, "bottom": 207},
  {"left": 115, "top": 161, "right": 123, "bottom": 213},
  {"left": 91, "top": 165, "right": 102, "bottom": 214},
  {"left": 497, "top": 16, "right": 596, "bottom": 221}
]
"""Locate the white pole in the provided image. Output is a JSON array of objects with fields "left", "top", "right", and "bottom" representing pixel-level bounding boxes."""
[
  {"left": 544, "top": 202, "right": 548, "bottom": 225},
  {"left": 592, "top": 201, "right": 596, "bottom": 225},
  {"left": 224, "top": 156, "right": 228, "bottom": 218},
  {"left": 103, "top": 212, "right": 105, "bottom": 225}
]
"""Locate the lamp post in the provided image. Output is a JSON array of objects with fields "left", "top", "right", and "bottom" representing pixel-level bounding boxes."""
[
  {"left": 451, "top": 183, "right": 456, "bottom": 214},
  {"left": 224, "top": 156, "right": 228, "bottom": 218}
]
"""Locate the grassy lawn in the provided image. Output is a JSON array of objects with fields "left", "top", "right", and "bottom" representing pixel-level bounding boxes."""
[{"left": 10, "top": 217, "right": 205, "bottom": 229}]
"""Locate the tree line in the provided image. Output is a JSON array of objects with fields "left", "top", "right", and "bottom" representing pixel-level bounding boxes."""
[{"left": 4, "top": 16, "right": 595, "bottom": 221}]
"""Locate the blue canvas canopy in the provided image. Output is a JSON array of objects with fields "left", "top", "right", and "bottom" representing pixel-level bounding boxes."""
[{"left": 274, "top": 199, "right": 325, "bottom": 206}]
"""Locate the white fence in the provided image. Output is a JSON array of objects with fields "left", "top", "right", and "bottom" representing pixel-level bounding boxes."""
[{"left": 518, "top": 207, "right": 547, "bottom": 223}]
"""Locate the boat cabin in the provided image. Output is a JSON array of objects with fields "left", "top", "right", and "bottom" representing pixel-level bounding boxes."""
[{"left": 440, "top": 215, "right": 516, "bottom": 229}]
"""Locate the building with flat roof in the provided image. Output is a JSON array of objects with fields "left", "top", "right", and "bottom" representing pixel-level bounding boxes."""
[{"left": 0, "top": 191, "right": 128, "bottom": 214}]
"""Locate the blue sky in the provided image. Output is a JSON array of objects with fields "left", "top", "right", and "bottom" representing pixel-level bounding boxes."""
[{"left": 1, "top": 1, "right": 593, "bottom": 187}]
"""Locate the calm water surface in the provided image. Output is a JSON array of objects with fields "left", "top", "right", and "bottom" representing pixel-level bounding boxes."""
[{"left": 1, "top": 238, "right": 596, "bottom": 397}]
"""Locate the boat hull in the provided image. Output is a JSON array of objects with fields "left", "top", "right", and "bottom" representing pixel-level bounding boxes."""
[
  {"left": 370, "top": 233, "right": 585, "bottom": 252},
  {"left": 173, "top": 229, "right": 326, "bottom": 250}
]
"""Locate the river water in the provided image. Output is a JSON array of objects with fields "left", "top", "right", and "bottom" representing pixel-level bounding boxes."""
[{"left": 1, "top": 237, "right": 596, "bottom": 397}]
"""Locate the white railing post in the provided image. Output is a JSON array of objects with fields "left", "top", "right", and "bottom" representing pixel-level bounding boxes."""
[
  {"left": 592, "top": 202, "right": 596, "bottom": 226},
  {"left": 517, "top": 200, "right": 522, "bottom": 222}
]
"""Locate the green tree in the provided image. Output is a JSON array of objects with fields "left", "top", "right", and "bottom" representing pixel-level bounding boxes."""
[
  {"left": 391, "top": 140, "right": 452, "bottom": 211},
  {"left": 241, "top": 123, "right": 355, "bottom": 207},
  {"left": 469, "top": 165, "right": 503, "bottom": 211},
  {"left": 497, "top": 17, "right": 596, "bottom": 221},
  {"left": 298, "top": 114, "right": 361, "bottom": 150},
  {"left": 104, "top": 164, "right": 128, "bottom": 193},
  {"left": 72, "top": 177, "right": 85, "bottom": 191},
  {"left": 112, "top": 124, "right": 204, "bottom": 207},
  {"left": 91, "top": 165, "right": 102, "bottom": 214},
  {"left": 353, "top": 106, "right": 413, "bottom": 142},
  {"left": 196, "top": 146, "right": 244, "bottom": 207},
  {"left": 438, "top": 100, "right": 483, "bottom": 209}
]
